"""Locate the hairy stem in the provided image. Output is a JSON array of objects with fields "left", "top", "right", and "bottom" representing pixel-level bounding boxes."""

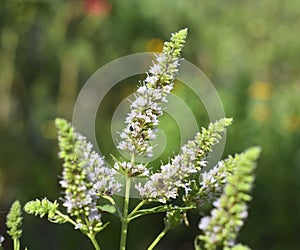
[
  {"left": 147, "top": 227, "right": 169, "bottom": 250},
  {"left": 120, "top": 175, "right": 131, "bottom": 250}
]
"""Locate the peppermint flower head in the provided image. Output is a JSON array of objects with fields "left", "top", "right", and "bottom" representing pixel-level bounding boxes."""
[
  {"left": 114, "top": 160, "right": 149, "bottom": 177},
  {"left": 24, "top": 198, "right": 67, "bottom": 225},
  {"left": 196, "top": 155, "right": 237, "bottom": 206},
  {"left": 6, "top": 200, "right": 22, "bottom": 241},
  {"left": 196, "top": 147, "right": 261, "bottom": 249},
  {"left": 136, "top": 118, "right": 232, "bottom": 203},
  {"left": 117, "top": 29, "right": 188, "bottom": 161},
  {"left": 55, "top": 118, "right": 121, "bottom": 233}
]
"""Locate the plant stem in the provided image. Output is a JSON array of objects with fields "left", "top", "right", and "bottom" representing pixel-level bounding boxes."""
[
  {"left": 88, "top": 234, "right": 101, "bottom": 250},
  {"left": 56, "top": 210, "right": 101, "bottom": 250},
  {"left": 13, "top": 238, "right": 20, "bottom": 250},
  {"left": 55, "top": 210, "right": 77, "bottom": 227},
  {"left": 147, "top": 227, "right": 169, "bottom": 250},
  {"left": 128, "top": 200, "right": 146, "bottom": 220},
  {"left": 119, "top": 175, "right": 131, "bottom": 250}
]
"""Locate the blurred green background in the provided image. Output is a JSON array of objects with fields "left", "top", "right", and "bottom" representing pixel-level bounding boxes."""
[{"left": 1, "top": 0, "right": 300, "bottom": 249}]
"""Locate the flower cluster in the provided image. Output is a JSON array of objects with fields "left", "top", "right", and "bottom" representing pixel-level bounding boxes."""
[
  {"left": 117, "top": 29, "right": 187, "bottom": 160},
  {"left": 136, "top": 118, "right": 232, "bottom": 203},
  {"left": 76, "top": 135, "right": 122, "bottom": 196},
  {"left": 15, "top": 29, "right": 261, "bottom": 250},
  {"left": 196, "top": 147, "right": 261, "bottom": 250},
  {"left": 6, "top": 200, "right": 22, "bottom": 241},
  {"left": 114, "top": 160, "right": 149, "bottom": 177},
  {"left": 197, "top": 156, "right": 237, "bottom": 206},
  {"left": 24, "top": 198, "right": 66, "bottom": 223},
  {"left": 55, "top": 118, "right": 121, "bottom": 232}
]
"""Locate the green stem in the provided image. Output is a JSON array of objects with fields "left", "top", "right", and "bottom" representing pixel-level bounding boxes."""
[
  {"left": 55, "top": 211, "right": 101, "bottom": 250},
  {"left": 88, "top": 234, "right": 101, "bottom": 250},
  {"left": 55, "top": 210, "right": 77, "bottom": 227},
  {"left": 13, "top": 238, "right": 20, "bottom": 250},
  {"left": 194, "top": 237, "right": 201, "bottom": 250},
  {"left": 119, "top": 176, "right": 131, "bottom": 250},
  {"left": 147, "top": 227, "right": 169, "bottom": 250},
  {"left": 128, "top": 200, "right": 146, "bottom": 220}
]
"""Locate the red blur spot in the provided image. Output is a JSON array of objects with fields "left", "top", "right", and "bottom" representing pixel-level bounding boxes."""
[{"left": 83, "top": 0, "right": 112, "bottom": 17}]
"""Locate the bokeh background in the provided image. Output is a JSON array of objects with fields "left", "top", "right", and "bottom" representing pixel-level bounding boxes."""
[{"left": 1, "top": 0, "right": 300, "bottom": 249}]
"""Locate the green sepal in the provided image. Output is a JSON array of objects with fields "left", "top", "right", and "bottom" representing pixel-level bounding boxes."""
[{"left": 164, "top": 209, "right": 183, "bottom": 230}]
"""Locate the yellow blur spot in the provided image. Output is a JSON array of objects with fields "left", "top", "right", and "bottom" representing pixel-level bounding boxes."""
[
  {"left": 249, "top": 82, "right": 273, "bottom": 100},
  {"left": 41, "top": 120, "right": 57, "bottom": 139},
  {"left": 284, "top": 115, "right": 300, "bottom": 132},
  {"left": 146, "top": 38, "right": 164, "bottom": 53},
  {"left": 251, "top": 103, "right": 271, "bottom": 123}
]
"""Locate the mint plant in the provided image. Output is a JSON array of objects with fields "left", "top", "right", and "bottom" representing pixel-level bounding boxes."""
[{"left": 1, "top": 29, "right": 261, "bottom": 250}]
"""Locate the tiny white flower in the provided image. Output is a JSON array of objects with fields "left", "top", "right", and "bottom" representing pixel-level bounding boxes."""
[
  {"left": 0, "top": 235, "right": 5, "bottom": 244},
  {"left": 145, "top": 75, "right": 159, "bottom": 85},
  {"left": 198, "top": 216, "right": 211, "bottom": 230},
  {"left": 212, "top": 199, "right": 221, "bottom": 208},
  {"left": 75, "top": 223, "right": 83, "bottom": 230},
  {"left": 149, "top": 64, "right": 161, "bottom": 75},
  {"left": 239, "top": 209, "right": 248, "bottom": 219},
  {"left": 156, "top": 54, "right": 166, "bottom": 63}
]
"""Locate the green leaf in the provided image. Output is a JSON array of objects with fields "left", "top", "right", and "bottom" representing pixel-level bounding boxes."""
[{"left": 98, "top": 205, "right": 116, "bottom": 214}]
